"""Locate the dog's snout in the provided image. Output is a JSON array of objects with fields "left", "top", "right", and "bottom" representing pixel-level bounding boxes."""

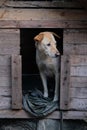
[{"left": 55, "top": 53, "right": 58, "bottom": 57}]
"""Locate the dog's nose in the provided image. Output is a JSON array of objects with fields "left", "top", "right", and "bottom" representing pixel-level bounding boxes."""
[
  {"left": 55, "top": 52, "right": 60, "bottom": 57},
  {"left": 55, "top": 53, "right": 59, "bottom": 57}
]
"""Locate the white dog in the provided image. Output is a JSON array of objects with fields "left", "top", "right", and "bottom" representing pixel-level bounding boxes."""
[{"left": 34, "top": 32, "right": 60, "bottom": 101}]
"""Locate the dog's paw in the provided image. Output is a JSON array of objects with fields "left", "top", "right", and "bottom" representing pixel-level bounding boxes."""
[
  {"left": 44, "top": 93, "right": 48, "bottom": 98},
  {"left": 53, "top": 96, "right": 58, "bottom": 102}
]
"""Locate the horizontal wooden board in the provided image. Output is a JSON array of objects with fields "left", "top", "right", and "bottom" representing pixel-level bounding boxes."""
[
  {"left": 0, "top": 65, "right": 11, "bottom": 77},
  {"left": 70, "top": 77, "right": 87, "bottom": 88},
  {"left": 64, "top": 43, "right": 87, "bottom": 55},
  {"left": 71, "top": 66, "right": 87, "bottom": 77},
  {"left": 0, "top": 76, "right": 11, "bottom": 87},
  {"left": 0, "top": 110, "right": 86, "bottom": 119},
  {"left": 63, "top": 111, "right": 87, "bottom": 119},
  {"left": 70, "top": 55, "right": 87, "bottom": 66},
  {"left": 0, "top": 9, "right": 87, "bottom": 28},
  {"left": 0, "top": 29, "right": 20, "bottom": 54},
  {"left": 71, "top": 77, "right": 87, "bottom": 88},
  {"left": 70, "top": 87, "right": 87, "bottom": 98},
  {"left": 0, "top": 86, "right": 11, "bottom": 96},
  {"left": 64, "top": 29, "right": 87, "bottom": 44},
  {"left": 0, "top": 55, "right": 11, "bottom": 66},
  {"left": 0, "top": 96, "right": 11, "bottom": 109},
  {"left": 0, "top": 9, "right": 87, "bottom": 21},
  {"left": 69, "top": 98, "right": 87, "bottom": 110},
  {"left": 4, "top": 1, "right": 83, "bottom": 8}
]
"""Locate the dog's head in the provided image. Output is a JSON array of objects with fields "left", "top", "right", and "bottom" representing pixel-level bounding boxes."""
[{"left": 34, "top": 32, "right": 60, "bottom": 58}]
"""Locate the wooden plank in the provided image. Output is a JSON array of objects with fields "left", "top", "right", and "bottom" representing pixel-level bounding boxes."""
[
  {"left": 64, "top": 43, "right": 87, "bottom": 55},
  {"left": 0, "top": 9, "right": 87, "bottom": 28},
  {"left": 0, "top": 9, "right": 87, "bottom": 21},
  {"left": 70, "top": 55, "right": 87, "bottom": 66},
  {"left": 0, "top": 110, "right": 60, "bottom": 119},
  {"left": 11, "top": 55, "right": 22, "bottom": 109},
  {"left": 0, "top": 56, "right": 11, "bottom": 76},
  {"left": 0, "top": 86, "right": 11, "bottom": 96},
  {"left": 0, "top": 76, "right": 11, "bottom": 87},
  {"left": 71, "top": 66, "right": 87, "bottom": 77},
  {"left": 70, "top": 87, "right": 87, "bottom": 98},
  {"left": 64, "top": 29, "right": 87, "bottom": 44},
  {"left": 0, "top": 19, "right": 87, "bottom": 29},
  {"left": 0, "top": 96, "right": 11, "bottom": 109},
  {"left": 0, "top": 29, "right": 20, "bottom": 55},
  {"left": 60, "top": 55, "right": 70, "bottom": 110},
  {"left": 63, "top": 29, "right": 87, "bottom": 55},
  {"left": 5, "top": 1, "right": 83, "bottom": 8},
  {"left": 0, "top": 109, "right": 87, "bottom": 119},
  {"left": 69, "top": 98, "right": 87, "bottom": 110},
  {"left": 71, "top": 77, "right": 87, "bottom": 88},
  {"left": 0, "top": 65, "right": 10, "bottom": 77},
  {"left": 63, "top": 111, "right": 87, "bottom": 119},
  {"left": 0, "top": 55, "right": 11, "bottom": 66}
]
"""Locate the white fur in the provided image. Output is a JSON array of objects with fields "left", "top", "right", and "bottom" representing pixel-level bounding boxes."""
[{"left": 34, "top": 32, "right": 60, "bottom": 101}]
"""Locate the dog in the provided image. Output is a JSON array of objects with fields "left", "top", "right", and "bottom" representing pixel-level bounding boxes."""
[{"left": 34, "top": 32, "right": 60, "bottom": 101}]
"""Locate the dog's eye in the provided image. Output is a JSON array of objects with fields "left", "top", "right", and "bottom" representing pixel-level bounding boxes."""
[{"left": 47, "top": 43, "right": 51, "bottom": 46}]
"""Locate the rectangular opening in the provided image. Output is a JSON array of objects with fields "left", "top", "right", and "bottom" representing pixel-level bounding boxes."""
[{"left": 20, "top": 28, "right": 63, "bottom": 99}]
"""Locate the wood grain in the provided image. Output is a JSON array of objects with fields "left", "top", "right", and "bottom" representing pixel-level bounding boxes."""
[
  {"left": 60, "top": 55, "right": 70, "bottom": 110},
  {"left": 0, "top": 9, "right": 86, "bottom": 28},
  {"left": 11, "top": 55, "right": 22, "bottom": 109},
  {"left": 0, "top": 29, "right": 20, "bottom": 54}
]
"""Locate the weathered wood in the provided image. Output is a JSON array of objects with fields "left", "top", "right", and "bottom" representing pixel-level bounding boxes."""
[
  {"left": 60, "top": 55, "right": 70, "bottom": 110},
  {"left": 70, "top": 55, "right": 87, "bottom": 66},
  {"left": 0, "top": 76, "right": 11, "bottom": 87},
  {"left": 11, "top": 55, "right": 22, "bottom": 109},
  {"left": 67, "top": 55, "right": 87, "bottom": 110},
  {"left": 0, "top": 110, "right": 60, "bottom": 119},
  {"left": 0, "top": 86, "right": 11, "bottom": 96},
  {"left": 69, "top": 98, "right": 87, "bottom": 110},
  {"left": 70, "top": 87, "right": 87, "bottom": 98},
  {"left": 63, "top": 111, "right": 87, "bottom": 119},
  {"left": 0, "top": 65, "right": 11, "bottom": 77},
  {"left": 71, "top": 66, "right": 87, "bottom": 77},
  {"left": 71, "top": 77, "right": 87, "bottom": 88},
  {"left": 0, "top": 55, "right": 11, "bottom": 66},
  {"left": 0, "top": 29, "right": 20, "bottom": 54},
  {"left": 63, "top": 29, "right": 87, "bottom": 54},
  {"left": 64, "top": 44, "right": 87, "bottom": 55},
  {"left": 0, "top": 9, "right": 87, "bottom": 20},
  {"left": 0, "top": 9, "right": 87, "bottom": 28},
  {"left": 0, "top": 110, "right": 87, "bottom": 119},
  {"left": 0, "top": 56, "right": 11, "bottom": 77},
  {"left": 64, "top": 29, "right": 87, "bottom": 44},
  {"left": 5, "top": 1, "right": 83, "bottom": 8},
  {"left": 0, "top": 96, "right": 11, "bottom": 109}
]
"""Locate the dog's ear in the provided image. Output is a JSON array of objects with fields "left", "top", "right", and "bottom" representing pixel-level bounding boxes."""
[
  {"left": 34, "top": 33, "right": 43, "bottom": 42},
  {"left": 51, "top": 32, "right": 61, "bottom": 39}
]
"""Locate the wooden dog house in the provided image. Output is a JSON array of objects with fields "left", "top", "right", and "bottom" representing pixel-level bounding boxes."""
[{"left": 0, "top": 0, "right": 87, "bottom": 122}]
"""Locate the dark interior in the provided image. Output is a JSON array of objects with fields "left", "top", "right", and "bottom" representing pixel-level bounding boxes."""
[{"left": 20, "top": 28, "right": 63, "bottom": 97}]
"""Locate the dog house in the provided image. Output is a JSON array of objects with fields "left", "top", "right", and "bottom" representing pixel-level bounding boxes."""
[{"left": 0, "top": 0, "right": 87, "bottom": 129}]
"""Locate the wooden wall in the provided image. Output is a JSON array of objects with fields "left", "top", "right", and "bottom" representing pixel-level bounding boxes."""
[
  {"left": 0, "top": 7, "right": 87, "bottom": 120},
  {"left": 0, "top": 29, "right": 20, "bottom": 109},
  {"left": 60, "top": 29, "right": 87, "bottom": 110}
]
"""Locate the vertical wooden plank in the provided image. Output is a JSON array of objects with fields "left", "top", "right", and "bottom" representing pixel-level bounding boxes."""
[
  {"left": 11, "top": 55, "right": 22, "bottom": 109},
  {"left": 60, "top": 55, "right": 70, "bottom": 110}
]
